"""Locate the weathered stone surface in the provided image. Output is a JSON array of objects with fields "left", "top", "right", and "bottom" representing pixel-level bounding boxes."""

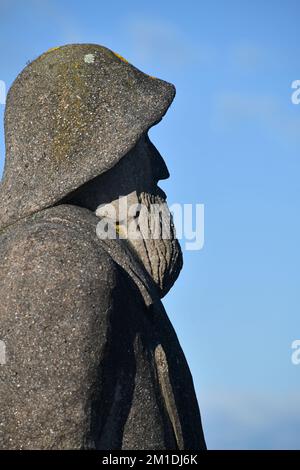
[
  {"left": 0, "top": 44, "right": 175, "bottom": 230},
  {"left": 0, "top": 205, "right": 206, "bottom": 449},
  {"left": 0, "top": 44, "right": 206, "bottom": 450}
]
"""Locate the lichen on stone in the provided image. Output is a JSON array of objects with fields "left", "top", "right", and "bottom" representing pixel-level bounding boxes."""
[
  {"left": 112, "top": 51, "right": 129, "bottom": 64},
  {"left": 43, "top": 46, "right": 60, "bottom": 56},
  {"left": 84, "top": 54, "right": 95, "bottom": 64}
]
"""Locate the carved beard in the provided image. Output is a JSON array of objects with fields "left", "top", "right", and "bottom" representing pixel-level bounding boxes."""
[{"left": 127, "top": 192, "right": 183, "bottom": 298}]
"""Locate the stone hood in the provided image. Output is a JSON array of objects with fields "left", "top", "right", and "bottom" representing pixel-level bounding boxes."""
[{"left": 0, "top": 43, "right": 175, "bottom": 231}]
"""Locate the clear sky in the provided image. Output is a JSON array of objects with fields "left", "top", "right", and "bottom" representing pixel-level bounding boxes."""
[{"left": 1, "top": 0, "right": 300, "bottom": 449}]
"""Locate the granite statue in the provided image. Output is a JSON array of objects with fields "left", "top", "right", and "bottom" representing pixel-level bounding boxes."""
[{"left": 0, "top": 44, "right": 206, "bottom": 450}]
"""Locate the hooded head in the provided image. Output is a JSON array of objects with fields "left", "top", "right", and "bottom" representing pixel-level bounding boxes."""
[
  {"left": 0, "top": 44, "right": 182, "bottom": 297},
  {"left": 0, "top": 43, "right": 175, "bottom": 230}
]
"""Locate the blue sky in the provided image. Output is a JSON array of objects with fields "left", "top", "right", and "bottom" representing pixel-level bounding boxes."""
[{"left": 1, "top": 0, "right": 300, "bottom": 449}]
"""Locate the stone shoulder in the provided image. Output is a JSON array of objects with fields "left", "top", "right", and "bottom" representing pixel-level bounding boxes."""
[{"left": 0, "top": 204, "right": 118, "bottom": 292}]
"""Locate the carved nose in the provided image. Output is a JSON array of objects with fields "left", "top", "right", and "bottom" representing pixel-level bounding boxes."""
[{"left": 146, "top": 135, "right": 170, "bottom": 182}]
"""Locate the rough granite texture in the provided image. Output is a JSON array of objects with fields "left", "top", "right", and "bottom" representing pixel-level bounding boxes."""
[
  {"left": 0, "top": 44, "right": 175, "bottom": 230},
  {"left": 0, "top": 205, "right": 206, "bottom": 449},
  {"left": 0, "top": 44, "right": 206, "bottom": 450}
]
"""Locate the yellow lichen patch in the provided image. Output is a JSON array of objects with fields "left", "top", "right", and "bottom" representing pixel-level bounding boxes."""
[
  {"left": 115, "top": 223, "right": 121, "bottom": 235},
  {"left": 51, "top": 61, "right": 90, "bottom": 163},
  {"left": 113, "top": 51, "right": 129, "bottom": 64},
  {"left": 116, "top": 223, "right": 126, "bottom": 238},
  {"left": 43, "top": 46, "right": 61, "bottom": 56}
]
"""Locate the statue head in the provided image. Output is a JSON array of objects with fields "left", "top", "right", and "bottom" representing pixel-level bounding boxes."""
[
  {"left": 63, "top": 132, "right": 183, "bottom": 298},
  {"left": 0, "top": 44, "right": 182, "bottom": 296}
]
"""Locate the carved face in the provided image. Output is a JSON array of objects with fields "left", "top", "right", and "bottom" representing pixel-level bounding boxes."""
[{"left": 63, "top": 134, "right": 183, "bottom": 297}]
